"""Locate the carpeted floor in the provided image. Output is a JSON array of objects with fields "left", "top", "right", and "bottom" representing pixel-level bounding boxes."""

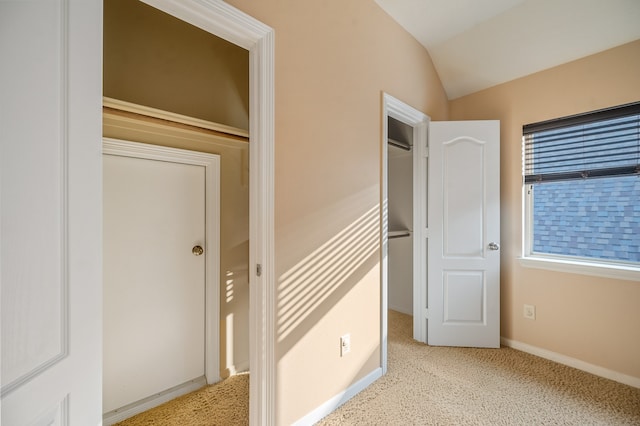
[
  {"left": 115, "top": 310, "right": 640, "bottom": 425},
  {"left": 318, "top": 310, "right": 640, "bottom": 425},
  {"left": 114, "top": 372, "right": 249, "bottom": 426}
]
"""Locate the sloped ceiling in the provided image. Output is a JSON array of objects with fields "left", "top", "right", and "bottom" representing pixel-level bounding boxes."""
[{"left": 374, "top": 0, "right": 640, "bottom": 99}]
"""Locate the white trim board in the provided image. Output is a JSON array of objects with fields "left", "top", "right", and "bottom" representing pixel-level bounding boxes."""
[
  {"left": 103, "top": 105, "right": 248, "bottom": 151},
  {"left": 518, "top": 256, "right": 640, "bottom": 282},
  {"left": 103, "top": 97, "right": 249, "bottom": 138},
  {"left": 291, "top": 368, "right": 383, "bottom": 426},
  {"left": 501, "top": 337, "right": 640, "bottom": 389}
]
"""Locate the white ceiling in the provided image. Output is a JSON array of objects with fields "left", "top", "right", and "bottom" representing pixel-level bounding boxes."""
[{"left": 374, "top": 0, "right": 640, "bottom": 99}]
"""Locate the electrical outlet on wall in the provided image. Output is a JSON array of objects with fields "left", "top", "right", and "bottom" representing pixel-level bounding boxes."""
[
  {"left": 340, "top": 334, "right": 351, "bottom": 357},
  {"left": 524, "top": 304, "right": 536, "bottom": 320}
]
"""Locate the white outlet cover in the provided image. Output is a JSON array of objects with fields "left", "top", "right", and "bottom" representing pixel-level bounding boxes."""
[
  {"left": 340, "top": 334, "right": 351, "bottom": 356},
  {"left": 523, "top": 304, "right": 536, "bottom": 320}
]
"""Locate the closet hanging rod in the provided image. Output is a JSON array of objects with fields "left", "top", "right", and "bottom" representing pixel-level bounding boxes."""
[
  {"left": 388, "top": 230, "right": 411, "bottom": 239},
  {"left": 388, "top": 138, "right": 411, "bottom": 151}
]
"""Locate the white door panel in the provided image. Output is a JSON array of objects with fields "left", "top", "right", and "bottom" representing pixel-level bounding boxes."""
[
  {"left": 103, "top": 155, "right": 206, "bottom": 412},
  {"left": 1, "top": 0, "right": 103, "bottom": 423},
  {"left": 443, "top": 139, "right": 485, "bottom": 257},
  {"left": 102, "top": 140, "right": 220, "bottom": 422},
  {"left": 428, "top": 121, "right": 500, "bottom": 348},
  {"left": 443, "top": 271, "right": 484, "bottom": 322}
]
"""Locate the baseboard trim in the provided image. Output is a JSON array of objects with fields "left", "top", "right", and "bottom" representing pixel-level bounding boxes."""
[
  {"left": 223, "top": 359, "right": 250, "bottom": 379},
  {"left": 102, "top": 376, "right": 208, "bottom": 425},
  {"left": 500, "top": 337, "right": 640, "bottom": 389},
  {"left": 292, "top": 367, "right": 383, "bottom": 426}
]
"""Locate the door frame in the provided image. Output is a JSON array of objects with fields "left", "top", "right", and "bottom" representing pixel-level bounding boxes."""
[
  {"left": 102, "top": 138, "right": 220, "bottom": 423},
  {"left": 381, "top": 93, "right": 430, "bottom": 373},
  {"left": 135, "top": 1, "right": 275, "bottom": 424}
]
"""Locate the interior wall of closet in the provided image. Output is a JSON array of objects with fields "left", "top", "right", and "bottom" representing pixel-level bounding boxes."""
[
  {"left": 387, "top": 117, "right": 414, "bottom": 315},
  {"left": 103, "top": 0, "right": 251, "bottom": 384}
]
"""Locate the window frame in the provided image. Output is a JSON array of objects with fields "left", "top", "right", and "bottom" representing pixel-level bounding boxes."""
[{"left": 520, "top": 103, "right": 640, "bottom": 282}]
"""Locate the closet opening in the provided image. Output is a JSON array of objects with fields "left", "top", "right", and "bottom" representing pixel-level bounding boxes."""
[
  {"left": 101, "top": 0, "right": 257, "bottom": 423},
  {"left": 387, "top": 117, "right": 414, "bottom": 315},
  {"left": 381, "top": 93, "right": 430, "bottom": 373}
]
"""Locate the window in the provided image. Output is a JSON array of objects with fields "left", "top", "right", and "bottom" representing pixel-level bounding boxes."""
[{"left": 522, "top": 102, "right": 640, "bottom": 273}]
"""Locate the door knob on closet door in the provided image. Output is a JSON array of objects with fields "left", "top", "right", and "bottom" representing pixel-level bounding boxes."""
[
  {"left": 488, "top": 242, "right": 500, "bottom": 251},
  {"left": 192, "top": 245, "right": 204, "bottom": 256}
]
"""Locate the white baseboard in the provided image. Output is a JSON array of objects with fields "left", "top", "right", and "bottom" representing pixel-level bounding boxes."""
[
  {"left": 102, "top": 376, "right": 207, "bottom": 425},
  {"left": 292, "top": 367, "right": 383, "bottom": 426},
  {"left": 501, "top": 337, "right": 640, "bottom": 389},
  {"left": 223, "top": 359, "right": 250, "bottom": 378}
]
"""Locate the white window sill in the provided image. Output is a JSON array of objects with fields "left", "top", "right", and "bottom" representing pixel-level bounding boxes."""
[{"left": 518, "top": 256, "right": 640, "bottom": 282}]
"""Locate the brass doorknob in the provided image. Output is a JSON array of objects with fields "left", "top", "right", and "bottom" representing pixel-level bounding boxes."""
[{"left": 192, "top": 245, "right": 204, "bottom": 256}]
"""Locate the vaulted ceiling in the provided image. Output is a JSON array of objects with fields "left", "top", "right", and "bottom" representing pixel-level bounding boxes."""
[{"left": 374, "top": 0, "right": 640, "bottom": 99}]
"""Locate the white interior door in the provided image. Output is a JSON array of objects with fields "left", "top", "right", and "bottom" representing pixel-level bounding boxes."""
[
  {"left": 102, "top": 140, "right": 220, "bottom": 419},
  {"left": 1, "top": 0, "right": 103, "bottom": 424},
  {"left": 428, "top": 121, "right": 500, "bottom": 348},
  {"left": 1, "top": 2, "right": 274, "bottom": 424}
]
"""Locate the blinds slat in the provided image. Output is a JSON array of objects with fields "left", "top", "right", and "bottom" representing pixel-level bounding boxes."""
[
  {"left": 527, "top": 130, "right": 638, "bottom": 152},
  {"left": 524, "top": 166, "right": 640, "bottom": 184},
  {"left": 523, "top": 103, "right": 640, "bottom": 183},
  {"left": 525, "top": 146, "right": 639, "bottom": 167},
  {"left": 529, "top": 119, "right": 638, "bottom": 143}
]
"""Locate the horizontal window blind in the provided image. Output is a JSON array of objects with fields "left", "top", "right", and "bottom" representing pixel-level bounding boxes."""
[{"left": 523, "top": 102, "right": 640, "bottom": 184}]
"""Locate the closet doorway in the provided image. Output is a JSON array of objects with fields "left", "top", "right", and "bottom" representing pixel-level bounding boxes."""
[
  {"left": 387, "top": 117, "right": 414, "bottom": 315},
  {"left": 381, "top": 94, "right": 501, "bottom": 362},
  {"left": 103, "top": 0, "right": 275, "bottom": 423},
  {"left": 381, "top": 93, "right": 429, "bottom": 372},
  {"left": 101, "top": 101, "right": 249, "bottom": 424}
]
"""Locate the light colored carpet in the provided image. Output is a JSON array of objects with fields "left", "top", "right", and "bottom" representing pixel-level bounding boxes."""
[
  {"left": 114, "top": 372, "right": 249, "bottom": 426},
  {"left": 318, "top": 310, "right": 640, "bottom": 425},
  {"left": 115, "top": 311, "right": 640, "bottom": 425}
]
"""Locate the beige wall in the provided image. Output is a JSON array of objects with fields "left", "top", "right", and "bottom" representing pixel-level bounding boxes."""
[
  {"left": 103, "top": 1, "right": 251, "bottom": 379},
  {"left": 225, "top": 0, "right": 448, "bottom": 424},
  {"left": 450, "top": 40, "right": 640, "bottom": 379},
  {"left": 104, "top": 0, "right": 249, "bottom": 130}
]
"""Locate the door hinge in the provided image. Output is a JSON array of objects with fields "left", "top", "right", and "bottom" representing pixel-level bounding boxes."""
[{"left": 256, "top": 264, "right": 262, "bottom": 277}]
